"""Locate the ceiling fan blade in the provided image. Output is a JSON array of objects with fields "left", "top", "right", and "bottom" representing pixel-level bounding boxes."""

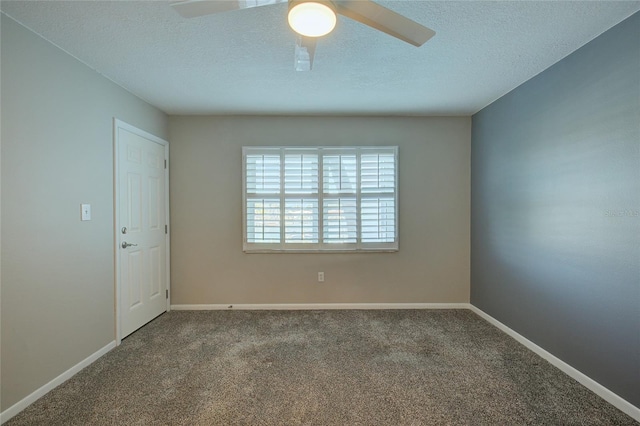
[
  {"left": 171, "top": 0, "right": 286, "bottom": 18},
  {"left": 294, "top": 36, "right": 317, "bottom": 71},
  {"left": 334, "top": 0, "right": 435, "bottom": 47}
]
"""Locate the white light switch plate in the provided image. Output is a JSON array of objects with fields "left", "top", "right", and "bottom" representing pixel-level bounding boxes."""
[{"left": 81, "top": 204, "right": 91, "bottom": 221}]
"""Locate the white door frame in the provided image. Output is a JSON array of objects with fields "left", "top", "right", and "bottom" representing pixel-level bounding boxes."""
[{"left": 113, "top": 118, "right": 170, "bottom": 345}]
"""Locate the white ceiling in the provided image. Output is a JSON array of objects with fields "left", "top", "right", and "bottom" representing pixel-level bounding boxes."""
[{"left": 2, "top": 0, "right": 639, "bottom": 115}]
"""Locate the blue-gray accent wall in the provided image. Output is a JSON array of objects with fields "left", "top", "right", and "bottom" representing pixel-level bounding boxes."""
[{"left": 471, "top": 11, "right": 639, "bottom": 407}]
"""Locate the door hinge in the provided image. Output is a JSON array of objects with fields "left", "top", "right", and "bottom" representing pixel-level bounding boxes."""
[
  {"left": 164, "top": 159, "right": 167, "bottom": 169},
  {"left": 166, "top": 289, "right": 169, "bottom": 299},
  {"left": 165, "top": 224, "right": 168, "bottom": 234}
]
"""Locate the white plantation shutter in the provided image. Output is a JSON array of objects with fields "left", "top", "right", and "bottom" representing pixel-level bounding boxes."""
[
  {"left": 246, "top": 154, "right": 280, "bottom": 194},
  {"left": 360, "top": 152, "right": 396, "bottom": 243},
  {"left": 361, "top": 198, "right": 395, "bottom": 243},
  {"left": 246, "top": 199, "right": 280, "bottom": 243},
  {"left": 361, "top": 153, "right": 395, "bottom": 194},
  {"left": 243, "top": 146, "right": 397, "bottom": 252},
  {"left": 285, "top": 154, "right": 318, "bottom": 194},
  {"left": 323, "top": 154, "right": 357, "bottom": 193},
  {"left": 245, "top": 153, "right": 281, "bottom": 246},
  {"left": 323, "top": 198, "right": 357, "bottom": 243},
  {"left": 285, "top": 199, "right": 318, "bottom": 243},
  {"left": 284, "top": 153, "right": 319, "bottom": 244},
  {"left": 322, "top": 153, "right": 357, "bottom": 245}
]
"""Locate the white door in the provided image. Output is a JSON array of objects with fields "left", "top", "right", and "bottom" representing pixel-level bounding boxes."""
[{"left": 115, "top": 120, "right": 169, "bottom": 340}]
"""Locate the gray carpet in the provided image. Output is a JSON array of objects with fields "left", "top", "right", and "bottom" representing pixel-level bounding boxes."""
[{"left": 6, "top": 310, "right": 637, "bottom": 425}]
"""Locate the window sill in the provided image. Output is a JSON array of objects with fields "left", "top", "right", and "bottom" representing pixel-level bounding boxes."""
[{"left": 243, "top": 248, "right": 399, "bottom": 254}]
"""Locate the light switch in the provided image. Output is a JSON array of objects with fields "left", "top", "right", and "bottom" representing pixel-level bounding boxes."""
[{"left": 81, "top": 204, "right": 91, "bottom": 221}]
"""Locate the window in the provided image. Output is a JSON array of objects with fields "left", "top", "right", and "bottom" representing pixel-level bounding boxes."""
[{"left": 243, "top": 146, "right": 398, "bottom": 252}]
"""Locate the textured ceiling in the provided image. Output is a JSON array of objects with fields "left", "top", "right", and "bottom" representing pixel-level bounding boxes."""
[{"left": 2, "top": 0, "right": 639, "bottom": 115}]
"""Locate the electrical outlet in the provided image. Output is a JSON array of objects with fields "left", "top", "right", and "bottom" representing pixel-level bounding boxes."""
[{"left": 318, "top": 272, "right": 325, "bottom": 282}]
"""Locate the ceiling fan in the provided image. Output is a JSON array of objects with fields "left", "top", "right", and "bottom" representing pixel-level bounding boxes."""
[{"left": 171, "top": 0, "right": 435, "bottom": 71}]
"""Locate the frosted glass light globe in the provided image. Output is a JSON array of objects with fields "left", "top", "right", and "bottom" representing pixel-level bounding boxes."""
[{"left": 288, "top": 2, "right": 337, "bottom": 38}]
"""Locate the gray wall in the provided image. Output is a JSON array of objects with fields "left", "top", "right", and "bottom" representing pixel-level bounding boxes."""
[
  {"left": 1, "top": 14, "right": 168, "bottom": 410},
  {"left": 169, "top": 115, "right": 470, "bottom": 305},
  {"left": 471, "top": 12, "right": 639, "bottom": 407}
]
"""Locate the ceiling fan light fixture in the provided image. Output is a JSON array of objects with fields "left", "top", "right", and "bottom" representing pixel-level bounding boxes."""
[{"left": 288, "top": 0, "right": 337, "bottom": 38}]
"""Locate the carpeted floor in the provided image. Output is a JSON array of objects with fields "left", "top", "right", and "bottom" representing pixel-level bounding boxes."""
[{"left": 6, "top": 310, "right": 638, "bottom": 425}]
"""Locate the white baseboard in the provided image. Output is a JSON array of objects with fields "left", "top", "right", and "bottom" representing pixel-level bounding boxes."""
[
  {"left": 469, "top": 305, "right": 640, "bottom": 422},
  {"left": 0, "top": 341, "right": 116, "bottom": 424},
  {"left": 170, "top": 302, "right": 471, "bottom": 311}
]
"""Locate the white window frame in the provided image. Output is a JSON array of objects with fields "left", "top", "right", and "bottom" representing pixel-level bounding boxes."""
[{"left": 242, "top": 146, "right": 398, "bottom": 253}]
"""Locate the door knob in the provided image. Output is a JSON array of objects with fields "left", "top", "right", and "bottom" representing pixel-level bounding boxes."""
[{"left": 121, "top": 242, "right": 138, "bottom": 249}]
